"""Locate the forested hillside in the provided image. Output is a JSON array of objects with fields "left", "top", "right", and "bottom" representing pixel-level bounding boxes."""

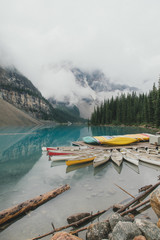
[{"left": 90, "top": 82, "right": 160, "bottom": 127}]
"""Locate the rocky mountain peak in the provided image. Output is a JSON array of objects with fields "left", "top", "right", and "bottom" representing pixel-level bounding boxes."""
[
  {"left": 47, "top": 63, "right": 138, "bottom": 119},
  {"left": 71, "top": 67, "right": 137, "bottom": 92}
]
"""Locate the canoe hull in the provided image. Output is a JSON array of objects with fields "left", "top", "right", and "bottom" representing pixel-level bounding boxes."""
[
  {"left": 66, "top": 156, "right": 95, "bottom": 166},
  {"left": 93, "top": 153, "right": 111, "bottom": 168},
  {"left": 83, "top": 133, "right": 150, "bottom": 146},
  {"left": 123, "top": 154, "right": 139, "bottom": 166},
  {"left": 111, "top": 150, "right": 123, "bottom": 166},
  {"left": 95, "top": 136, "right": 138, "bottom": 146}
]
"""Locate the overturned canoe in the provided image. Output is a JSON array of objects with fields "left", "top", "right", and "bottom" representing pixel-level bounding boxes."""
[
  {"left": 83, "top": 133, "right": 150, "bottom": 146},
  {"left": 83, "top": 135, "right": 138, "bottom": 146},
  {"left": 82, "top": 136, "right": 100, "bottom": 145}
]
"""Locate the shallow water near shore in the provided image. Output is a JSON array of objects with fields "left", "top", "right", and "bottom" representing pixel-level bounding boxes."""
[{"left": 0, "top": 125, "right": 159, "bottom": 240}]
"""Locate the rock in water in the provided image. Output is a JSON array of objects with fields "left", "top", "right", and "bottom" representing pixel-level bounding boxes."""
[
  {"left": 51, "top": 231, "right": 83, "bottom": 240},
  {"left": 111, "top": 221, "right": 141, "bottom": 240},
  {"left": 67, "top": 212, "right": 91, "bottom": 224},
  {"left": 112, "top": 203, "right": 124, "bottom": 212},
  {"left": 150, "top": 188, "right": 160, "bottom": 218},
  {"left": 157, "top": 218, "right": 160, "bottom": 228},
  {"left": 108, "top": 213, "right": 123, "bottom": 230},
  {"left": 133, "top": 236, "right": 146, "bottom": 240},
  {"left": 86, "top": 220, "right": 111, "bottom": 240},
  {"left": 135, "top": 219, "right": 160, "bottom": 240}
]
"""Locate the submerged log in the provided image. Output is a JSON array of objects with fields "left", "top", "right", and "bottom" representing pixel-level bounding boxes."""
[{"left": 0, "top": 184, "right": 70, "bottom": 226}]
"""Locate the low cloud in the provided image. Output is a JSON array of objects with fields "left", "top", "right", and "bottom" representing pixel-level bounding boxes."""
[
  {"left": 0, "top": 0, "right": 160, "bottom": 99},
  {"left": 38, "top": 63, "right": 95, "bottom": 103}
]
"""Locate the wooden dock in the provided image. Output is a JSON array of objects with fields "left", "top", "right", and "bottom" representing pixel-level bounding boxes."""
[{"left": 72, "top": 141, "right": 155, "bottom": 150}]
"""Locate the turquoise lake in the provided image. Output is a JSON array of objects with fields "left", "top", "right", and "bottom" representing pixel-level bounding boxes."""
[{"left": 0, "top": 125, "right": 159, "bottom": 240}]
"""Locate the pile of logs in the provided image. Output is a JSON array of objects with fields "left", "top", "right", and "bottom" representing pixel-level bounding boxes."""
[
  {"left": 32, "top": 181, "right": 160, "bottom": 240},
  {"left": 0, "top": 181, "right": 160, "bottom": 240}
]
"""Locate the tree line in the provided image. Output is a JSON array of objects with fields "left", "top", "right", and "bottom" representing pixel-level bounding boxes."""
[{"left": 90, "top": 81, "right": 160, "bottom": 127}]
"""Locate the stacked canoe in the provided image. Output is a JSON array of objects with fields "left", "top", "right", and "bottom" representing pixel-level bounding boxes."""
[
  {"left": 43, "top": 145, "right": 160, "bottom": 169},
  {"left": 42, "top": 133, "right": 160, "bottom": 172},
  {"left": 83, "top": 133, "right": 150, "bottom": 146}
]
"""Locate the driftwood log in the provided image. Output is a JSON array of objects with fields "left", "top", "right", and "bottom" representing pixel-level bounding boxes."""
[
  {"left": 138, "top": 184, "right": 152, "bottom": 193},
  {"left": 31, "top": 208, "right": 110, "bottom": 240},
  {"left": 0, "top": 184, "right": 70, "bottom": 226},
  {"left": 31, "top": 181, "right": 160, "bottom": 240},
  {"left": 69, "top": 199, "right": 151, "bottom": 236},
  {"left": 117, "top": 181, "right": 160, "bottom": 213},
  {"left": 120, "top": 199, "right": 150, "bottom": 216}
]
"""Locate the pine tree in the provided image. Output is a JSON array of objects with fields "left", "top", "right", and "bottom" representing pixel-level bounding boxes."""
[{"left": 155, "top": 86, "right": 160, "bottom": 127}]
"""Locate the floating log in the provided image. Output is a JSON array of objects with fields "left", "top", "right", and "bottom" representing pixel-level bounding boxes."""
[
  {"left": 117, "top": 181, "right": 160, "bottom": 213},
  {"left": 114, "top": 183, "right": 135, "bottom": 199},
  {"left": 0, "top": 184, "right": 70, "bottom": 226},
  {"left": 70, "top": 226, "right": 88, "bottom": 235},
  {"left": 31, "top": 182, "right": 160, "bottom": 240},
  {"left": 138, "top": 184, "right": 152, "bottom": 193},
  {"left": 120, "top": 199, "right": 150, "bottom": 216}
]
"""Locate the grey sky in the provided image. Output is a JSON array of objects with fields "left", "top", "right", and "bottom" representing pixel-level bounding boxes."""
[{"left": 0, "top": 0, "right": 160, "bottom": 99}]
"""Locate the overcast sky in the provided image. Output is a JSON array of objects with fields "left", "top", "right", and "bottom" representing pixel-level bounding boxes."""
[{"left": 0, "top": 0, "right": 160, "bottom": 99}]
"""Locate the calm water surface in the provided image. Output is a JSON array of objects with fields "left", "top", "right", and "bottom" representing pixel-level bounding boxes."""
[{"left": 0, "top": 125, "right": 159, "bottom": 240}]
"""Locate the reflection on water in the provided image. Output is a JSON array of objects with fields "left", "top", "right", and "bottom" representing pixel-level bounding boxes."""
[
  {"left": 90, "top": 125, "right": 155, "bottom": 137},
  {"left": 0, "top": 125, "right": 88, "bottom": 190},
  {"left": 0, "top": 125, "right": 159, "bottom": 240}
]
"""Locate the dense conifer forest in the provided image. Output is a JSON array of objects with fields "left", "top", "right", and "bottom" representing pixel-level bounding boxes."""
[{"left": 90, "top": 81, "right": 160, "bottom": 127}]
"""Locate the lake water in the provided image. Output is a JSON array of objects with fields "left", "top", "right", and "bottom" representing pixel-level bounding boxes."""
[{"left": 0, "top": 125, "right": 159, "bottom": 240}]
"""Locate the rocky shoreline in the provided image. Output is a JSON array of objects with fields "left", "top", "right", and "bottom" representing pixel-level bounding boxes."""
[{"left": 50, "top": 189, "right": 160, "bottom": 240}]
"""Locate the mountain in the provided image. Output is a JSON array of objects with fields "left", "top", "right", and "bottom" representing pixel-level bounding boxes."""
[
  {"left": 0, "top": 98, "right": 41, "bottom": 126},
  {"left": 48, "top": 63, "right": 138, "bottom": 119},
  {"left": 0, "top": 64, "right": 139, "bottom": 125},
  {"left": 71, "top": 67, "right": 137, "bottom": 92},
  {"left": 0, "top": 65, "right": 84, "bottom": 125}
]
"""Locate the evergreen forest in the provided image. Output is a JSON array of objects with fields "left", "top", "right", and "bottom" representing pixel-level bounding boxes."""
[{"left": 90, "top": 82, "right": 160, "bottom": 127}]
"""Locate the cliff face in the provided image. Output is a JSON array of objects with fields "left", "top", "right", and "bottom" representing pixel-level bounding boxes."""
[
  {"left": 0, "top": 89, "right": 53, "bottom": 119},
  {"left": 0, "top": 98, "right": 41, "bottom": 126},
  {"left": 0, "top": 65, "right": 85, "bottom": 123},
  {"left": 0, "top": 66, "right": 55, "bottom": 121}
]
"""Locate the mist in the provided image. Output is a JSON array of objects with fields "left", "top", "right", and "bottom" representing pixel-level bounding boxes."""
[{"left": 1, "top": 0, "right": 160, "bottom": 99}]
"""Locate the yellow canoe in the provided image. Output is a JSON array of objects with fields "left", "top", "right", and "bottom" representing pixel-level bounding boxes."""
[
  {"left": 83, "top": 133, "right": 150, "bottom": 146},
  {"left": 66, "top": 156, "right": 95, "bottom": 166},
  {"left": 125, "top": 133, "right": 150, "bottom": 141},
  {"left": 94, "top": 136, "right": 138, "bottom": 146},
  {"left": 66, "top": 162, "right": 93, "bottom": 173}
]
